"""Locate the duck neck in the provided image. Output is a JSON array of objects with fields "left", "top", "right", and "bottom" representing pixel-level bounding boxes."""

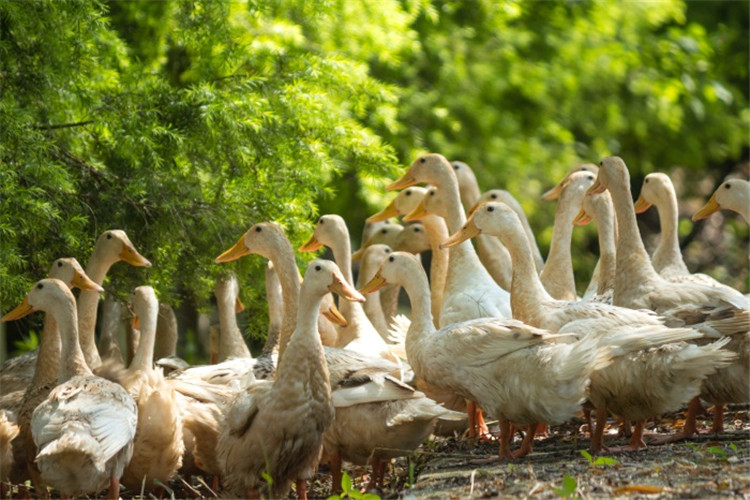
[
  {"left": 593, "top": 197, "right": 618, "bottom": 295},
  {"left": 539, "top": 195, "right": 578, "bottom": 300},
  {"left": 261, "top": 262, "right": 282, "bottom": 358},
  {"left": 356, "top": 257, "right": 388, "bottom": 336},
  {"left": 31, "top": 316, "right": 61, "bottom": 387},
  {"left": 421, "top": 215, "right": 449, "bottom": 327},
  {"left": 400, "top": 264, "right": 436, "bottom": 364},
  {"left": 609, "top": 181, "right": 661, "bottom": 287},
  {"left": 58, "top": 298, "right": 93, "bottom": 382},
  {"left": 268, "top": 242, "right": 302, "bottom": 363},
  {"left": 651, "top": 187, "right": 687, "bottom": 274},
  {"left": 458, "top": 177, "right": 481, "bottom": 214},
  {"left": 501, "top": 220, "right": 554, "bottom": 324},
  {"left": 274, "top": 284, "right": 329, "bottom": 389},
  {"left": 328, "top": 230, "right": 355, "bottom": 320},
  {"left": 153, "top": 304, "right": 178, "bottom": 360},
  {"left": 217, "top": 292, "right": 251, "bottom": 362},
  {"left": 77, "top": 246, "right": 115, "bottom": 369},
  {"left": 130, "top": 305, "right": 157, "bottom": 374}
]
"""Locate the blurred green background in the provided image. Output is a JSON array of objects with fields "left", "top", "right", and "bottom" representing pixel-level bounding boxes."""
[{"left": 1, "top": 0, "right": 747, "bottom": 362}]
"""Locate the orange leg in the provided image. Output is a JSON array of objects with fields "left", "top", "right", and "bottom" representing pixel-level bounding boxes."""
[
  {"left": 470, "top": 418, "right": 512, "bottom": 464},
  {"left": 590, "top": 407, "right": 609, "bottom": 453},
  {"left": 607, "top": 419, "right": 647, "bottom": 452},
  {"left": 651, "top": 397, "right": 701, "bottom": 444},
  {"left": 534, "top": 422, "right": 549, "bottom": 439},
  {"left": 512, "top": 424, "right": 537, "bottom": 458},
  {"left": 617, "top": 418, "right": 632, "bottom": 438},
  {"left": 711, "top": 403, "right": 725, "bottom": 433},
  {"left": 247, "top": 487, "right": 260, "bottom": 499},
  {"left": 467, "top": 400, "right": 477, "bottom": 439},
  {"left": 296, "top": 479, "right": 308, "bottom": 500},
  {"left": 108, "top": 476, "right": 120, "bottom": 500},
  {"left": 330, "top": 451, "right": 343, "bottom": 494}
]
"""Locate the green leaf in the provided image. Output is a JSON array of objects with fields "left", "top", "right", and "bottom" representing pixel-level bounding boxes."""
[
  {"left": 730, "top": 443, "right": 738, "bottom": 452},
  {"left": 579, "top": 450, "right": 593, "bottom": 464},
  {"left": 341, "top": 472, "right": 353, "bottom": 493},
  {"left": 361, "top": 494, "right": 381, "bottom": 500},
  {"left": 592, "top": 456, "right": 619, "bottom": 466}
]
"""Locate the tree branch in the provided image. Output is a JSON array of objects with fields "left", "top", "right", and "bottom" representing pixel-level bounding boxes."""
[{"left": 33, "top": 120, "right": 94, "bottom": 131}]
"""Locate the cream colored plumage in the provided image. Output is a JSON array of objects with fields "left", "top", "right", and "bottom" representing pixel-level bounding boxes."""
[
  {"left": 118, "top": 286, "right": 184, "bottom": 491},
  {"left": 445, "top": 201, "right": 737, "bottom": 451},
  {"left": 4, "top": 279, "right": 137, "bottom": 499},
  {"left": 693, "top": 178, "right": 750, "bottom": 223},
  {"left": 389, "top": 153, "right": 511, "bottom": 325},
  {"left": 361, "top": 251, "right": 610, "bottom": 459}
]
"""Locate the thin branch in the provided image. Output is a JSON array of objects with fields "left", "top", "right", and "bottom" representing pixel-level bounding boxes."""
[{"left": 33, "top": 120, "right": 94, "bottom": 131}]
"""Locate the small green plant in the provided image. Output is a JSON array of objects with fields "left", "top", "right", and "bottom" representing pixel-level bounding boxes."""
[
  {"left": 553, "top": 474, "right": 580, "bottom": 499},
  {"left": 13, "top": 331, "right": 39, "bottom": 356},
  {"left": 327, "top": 472, "right": 380, "bottom": 500},
  {"left": 580, "top": 450, "right": 619, "bottom": 466},
  {"left": 685, "top": 442, "right": 739, "bottom": 461}
]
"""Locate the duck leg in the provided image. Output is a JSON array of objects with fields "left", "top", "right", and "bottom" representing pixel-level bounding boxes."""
[
  {"left": 589, "top": 407, "right": 609, "bottom": 453},
  {"left": 366, "top": 457, "right": 383, "bottom": 491},
  {"left": 651, "top": 397, "right": 701, "bottom": 444},
  {"left": 512, "top": 424, "right": 537, "bottom": 458},
  {"left": 295, "top": 479, "right": 308, "bottom": 500},
  {"left": 470, "top": 418, "right": 511, "bottom": 464},
  {"left": 107, "top": 476, "right": 120, "bottom": 500},
  {"left": 617, "top": 418, "right": 632, "bottom": 438},
  {"left": 535, "top": 422, "right": 548, "bottom": 439},
  {"left": 607, "top": 419, "right": 647, "bottom": 452},
  {"left": 467, "top": 400, "right": 492, "bottom": 440},
  {"left": 711, "top": 403, "right": 725, "bottom": 433},
  {"left": 330, "top": 451, "right": 343, "bottom": 494}
]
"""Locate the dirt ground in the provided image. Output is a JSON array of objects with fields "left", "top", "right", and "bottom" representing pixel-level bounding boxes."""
[{"left": 3, "top": 407, "right": 748, "bottom": 499}]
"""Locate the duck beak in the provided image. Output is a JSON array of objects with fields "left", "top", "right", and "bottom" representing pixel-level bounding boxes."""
[
  {"left": 216, "top": 235, "right": 251, "bottom": 263},
  {"left": 572, "top": 208, "right": 593, "bottom": 226},
  {"left": 633, "top": 195, "right": 652, "bottom": 214},
  {"left": 466, "top": 201, "right": 481, "bottom": 218},
  {"left": 132, "top": 315, "right": 140, "bottom": 330},
  {"left": 329, "top": 274, "right": 365, "bottom": 303},
  {"left": 403, "top": 199, "right": 428, "bottom": 222},
  {"left": 322, "top": 303, "right": 348, "bottom": 327},
  {"left": 587, "top": 176, "right": 607, "bottom": 195},
  {"left": 541, "top": 182, "right": 564, "bottom": 201},
  {"left": 2, "top": 296, "right": 36, "bottom": 322},
  {"left": 441, "top": 219, "right": 480, "bottom": 249},
  {"left": 119, "top": 243, "right": 151, "bottom": 268},
  {"left": 299, "top": 235, "right": 323, "bottom": 252},
  {"left": 72, "top": 272, "right": 104, "bottom": 293},
  {"left": 359, "top": 271, "right": 388, "bottom": 294},
  {"left": 235, "top": 297, "right": 245, "bottom": 314},
  {"left": 386, "top": 172, "right": 418, "bottom": 191},
  {"left": 350, "top": 239, "right": 371, "bottom": 262},
  {"left": 367, "top": 200, "right": 399, "bottom": 223},
  {"left": 692, "top": 193, "right": 720, "bottom": 221}
]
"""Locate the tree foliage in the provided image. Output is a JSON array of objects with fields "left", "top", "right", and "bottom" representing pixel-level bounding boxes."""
[{"left": 1, "top": 0, "right": 747, "bottom": 353}]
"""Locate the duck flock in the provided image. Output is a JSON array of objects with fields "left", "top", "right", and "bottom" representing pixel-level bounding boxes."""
[{"left": 0, "top": 154, "right": 748, "bottom": 499}]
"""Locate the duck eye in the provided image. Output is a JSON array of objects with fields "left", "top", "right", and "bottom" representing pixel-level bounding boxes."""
[
  {"left": 405, "top": 190, "right": 411, "bottom": 196},
  {"left": 419, "top": 157, "right": 426, "bottom": 164},
  {"left": 315, "top": 265, "right": 321, "bottom": 271},
  {"left": 37, "top": 283, "right": 44, "bottom": 289},
  {"left": 490, "top": 193, "right": 497, "bottom": 199},
  {"left": 453, "top": 164, "right": 459, "bottom": 170},
  {"left": 388, "top": 256, "right": 395, "bottom": 262},
  {"left": 588, "top": 175, "right": 594, "bottom": 181},
  {"left": 57, "top": 261, "right": 63, "bottom": 267},
  {"left": 319, "top": 219, "right": 324, "bottom": 224},
  {"left": 385, "top": 248, "right": 391, "bottom": 253},
  {"left": 599, "top": 161, "right": 603, "bottom": 167},
  {"left": 487, "top": 206, "right": 494, "bottom": 212},
  {"left": 414, "top": 227, "right": 421, "bottom": 232},
  {"left": 429, "top": 191, "right": 435, "bottom": 196},
  {"left": 644, "top": 178, "right": 649, "bottom": 184},
  {"left": 725, "top": 183, "right": 731, "bottom": 190},
  {"left": 255, "top": 226, "right": 262, "bottom": 233},
  {"left": 106, "top": 233, "right": 112, "bottom": 240},
  {"left": 381, "top": 229, "right": 387, "bottom": 234}
]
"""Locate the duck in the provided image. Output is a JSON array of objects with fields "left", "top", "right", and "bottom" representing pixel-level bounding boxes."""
[
  {"left": 635, "top": 172, "right": 742, "bottom": 293},
  {"left": 97, "top": 295, "right": 126, "bottom": 367},
  {"left": 442, "top": 200, "right": 737, "bottom": 452},
  {"left": 216, "top": 222, "right": 455, "bottom": 491},
  {"left": 368, "top": 186, "right": 449, "bottom": 328},
  {"left": 300, "top": 214, "right": 403, "bottom": 363},
  {"left": 0, "top": 410, "right": 18, "bottom": 498},
  {"left": 14, "top": 259, "right": 105, "bottom": 490},
  {"left": 589, "top": 156, "right": 750, "bottom": 441},
  {"left": 217, "top": 259, "right": 356, "bottom": 498},
  {"left": 388, "top": 153, "right": 512, "bottom": 325},
  {"left": 78, "top": 230, "right": 152, "bottom": 371},
  {"left": 2, "top": 279, "right": 137, "bottom": 499},
  {"left": 693, "top": 178, "right": 750, "bottom": 223},
  {"left": 119, "top": 286, "right": 184, "bottom": 491},
  {"left": 360, "top": 251, "right": 611, "bottom": 459},
  {"left": 450, "top": 160, "right": 517, "bottom": 289},
  {"left": 153, "top": 303, "right": 190, "bottom": 375},
  {"left": 355, "top": 244, "right": 395, "bottom": 339}
]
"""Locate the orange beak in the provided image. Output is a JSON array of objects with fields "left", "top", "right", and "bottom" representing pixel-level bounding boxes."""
[
  {"left": 2, "top": 296, "right": 36, "bottom": 322},
  {"left": 119, "top": 243, "right": 151, "bottom": 267},
  {"left": 328, "top": 274, "right": 365, "bottom": 303},
  {"left": 299, "top": 235, "right": 323, "bottom": 252},
  {"left": 386, "top": 171, "right": 418, "bottom": 191},
  {"left": 403, "top": 198, "right": 428, "bottom": 222},
  {"left": 692, "top": 193, "right": 721, "bottom": 221},
  {"left": 322, "top": 303, "right": 348, "bottom": 327},
  {"left": 359, "top": 271, "right": 388, "bottom": 294},
  {"left": 587, "top": 176, "right": 607, "bottom": 195},
  {"left": 216, "top": 235, "right": 250, "bottom": 263},
  {"left": 440, "top": 218, "right": 481, "bottom": 249},
  {"left": 541, "top": 182, "right": 564, "bottom": 201},
  {"left": 633, "top": 195, "right": 652, "bottom": 214},
  {"left": 572, "top": 208, "right": 593, "bottom": 226},
  {"left": 235, "top": 297, "right": 245, "bottom": 314},
  {"left": 71, "top": 272, "right": 104, "bottom": 293},
  {"left": 366, "top": 200, "right": 400, "bottom": 223}
]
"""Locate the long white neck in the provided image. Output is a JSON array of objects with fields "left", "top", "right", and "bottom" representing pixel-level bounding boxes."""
[
  {"left": 327, "top": 230, "right": 355, "bottom": 320},
  {"left": 129, "top": 303, "right": 158, "bottom": 374},
  {"left": 539, "top": 192, "right": 579, "bottom": 300},
  {"left": 356, "top": 255, "right": 389, "bottom": 336},
  {"left": 57, "top": 297, "right": 92, "bottom": 382},
  {"left": 153, "top": 303, "right": 178, "bottom": 360},
  {"left": 420, "top": 215, "right": 449, "bottom": 327},
  {"left": 650, "top": 186, "right": 688, "bottom": 275},
  {"left": 217, "top": 291, "right": 251, "bottom": 362},
  {"left": 267, "top": 242, "right": 302, "bottom": 363},
  {"left": 261, "top": 262, "right": 282, "bottom": 358},
  {"left": 31, "top": 316, "right": 61, "bottom": 387},
  {"left": 592, "top": 195, "right": 618, "bottom": 296},
  {"left": 77, "top": 246, "right": 115, "bottom": 369}
]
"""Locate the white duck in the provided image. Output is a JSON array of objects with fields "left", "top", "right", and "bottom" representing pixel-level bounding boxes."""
[
  {"left": 361, "top": 251, "right": 611, "bottom": 459},
  {"left": 389, "top": 153, "right": 512, "bottom": 325},
  {"left": 300, "top": 214, "right": 402, "bottom": 363},
  {"left": 443, "top": 201, "right": 737, "bottom": 451},
  {"left": 119, "top": 286, "right": 184, "bottom": 491},
  {"left": 693, "top": 178, "right": 750, "bottom": 223},
  {"left": 3, "top": 279, "right": 137, "bottom": 499}
]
